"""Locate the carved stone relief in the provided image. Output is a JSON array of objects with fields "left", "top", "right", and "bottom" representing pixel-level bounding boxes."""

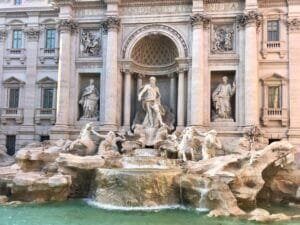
[
  {"left": 80, "top": 29, "right": 101, "bottom": 57},
  {"left": 211, "top": 24, "right": 235, "bottom": 53}
]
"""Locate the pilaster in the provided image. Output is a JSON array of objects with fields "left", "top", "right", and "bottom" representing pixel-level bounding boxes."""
[
  {"left": 189, "top": 13, "right": 210, "bottom": 127},
  {"left": 287, "top": 18, "right": 300, "bottom": 145}
]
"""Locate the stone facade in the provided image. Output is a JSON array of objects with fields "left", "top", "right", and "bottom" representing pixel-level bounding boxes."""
[{"left": 1, "top": 0, "right": 300, "bottom": 152}]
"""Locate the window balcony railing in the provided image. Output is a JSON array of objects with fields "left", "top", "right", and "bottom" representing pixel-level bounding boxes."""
[
  {"left": 34, "top": 108, "right": 56, "bottom": 124},
  {"left": 267, "top": 108, "right": 282, "bottom": 116},
  {"left": 261, "top": 41, "right": 286, "bottom": 59},
  {"left": 39, "top": 48, "right": 59, "bottom": 64},
  {"left": 262, "top": 107, "right": 288, "bottom": 127},
  {"left": 0, "top": 108, "right": 24, "bottom": 124},
  {"left": 5, "top": 48, "right": 26, "bottom": 64},
  {"left": 266, "top": 41, "right": 281, "bottom": 49}
]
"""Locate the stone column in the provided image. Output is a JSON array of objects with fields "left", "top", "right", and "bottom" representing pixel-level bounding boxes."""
[
  {"left": 137, "top": 74, "right": 143, "bottom": 95},
  {"left": 287, "top": 18, "right": 300, "bottom": 144},
  {"left": 18, "top": 25, "right": 40, "bottom": 145},
  {"left": 177, "top": 69, "right": 186, "bottom": 128},
  {"left": 238, "top": 10, "right": 261, "bottom": 126},
  {"left": 0, "top": 29, "right": 6, "bottom": 109},
  {"left": 169, "top": 74, "right": 176, "bottom": 113},
  {"left": 22, "top": 27, "right": 40, "bottom": 126},
  {"left": 103, "top": 17, "right": 120, "bottom": 129},
  {"left": 123, "top": 68, "right": 132, "bottom": 129},
  {"left": 189, "top": 14, "right": 209, "bottom": 127},
  {"left": 51, "top": 19, "right": 77, "bottom": 139}
]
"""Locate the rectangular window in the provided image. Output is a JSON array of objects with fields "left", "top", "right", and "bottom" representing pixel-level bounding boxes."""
[
  {"left": 45, "top": 29, "right": 56, "bottom": 49},
  {"left": 14, "top": 0, "right": 22, "bottom": 5},
  {"left": 42, "top": 88, "right": 54, "bottom": 109},
  {"left": 268, "top": 86, "right": 281, "bottom": 109},
  {"left": 12, "top": 30, "right": 22, "bottom": 49},
  {"left": 267, "top": 21, "right": 279, "bottom": 42},
  {"left": 6, "top": 135, "right": 16, "bottom": 156},
  {"left": 40, "top": 135, "right": 50, "bottom": 142},
  {"left": 8, "top": 88, "right": 19, "bottom": 108}
]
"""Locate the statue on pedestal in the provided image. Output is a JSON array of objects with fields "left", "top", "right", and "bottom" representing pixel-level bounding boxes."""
[
  {"left": 79, "top": 79, "right": 99, "bottom": 119},
  {"left": 212, "top": 76, "right": 236, "bottom": 121},
  {"left": 138, "top": 76, "right": 165, "bottom": 128}
]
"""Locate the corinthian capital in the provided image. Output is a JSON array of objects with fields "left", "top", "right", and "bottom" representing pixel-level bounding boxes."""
[
  {"left": 105, "top": 17, "right": 120, "bottom": 31},
  {"left": 237, "top": 10, "right": 262, "bottom": 28},
  {"left": 190, "top": 13, "right": 210, "bottom": 27},
  {"left": 58, "top": 19, "right": 78, "bottom": 32}
]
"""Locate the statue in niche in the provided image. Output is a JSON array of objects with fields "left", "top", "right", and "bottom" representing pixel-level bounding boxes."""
[
  {"left": 79, "top": 79, "right": 99, "bottom": 119},
  {"left": 212, "top": 26, "right": 234, "bottom": 53},
  {"left": 138, "top": 76, "right": 165, "bottom": 128},
  {"left": 212, "top": 76, "right": 236, "bottom": 121},
  {"left": 81, "top": 31, "right": 100, "bottom": 56}
]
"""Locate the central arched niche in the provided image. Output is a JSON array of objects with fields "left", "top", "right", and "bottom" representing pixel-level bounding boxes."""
[
  {"left": 129, "top": 34, "right": 180, "bottom": 128},
  {"left": 131, "top": 34, "right": 179, "bottom": 67}
]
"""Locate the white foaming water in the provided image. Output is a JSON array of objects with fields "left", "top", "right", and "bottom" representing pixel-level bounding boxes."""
[
  {"left": 198, "top": 187, "right": 210, "bottom": 212},
  {"left": 84, "top": 199, "right": 184, "bottom": 211},
  {"left": 121, "top": 163, "right": 168, "bottom": 169}
]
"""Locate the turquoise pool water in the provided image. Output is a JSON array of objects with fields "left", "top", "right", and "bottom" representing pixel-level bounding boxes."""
[{"left": 0, "top": 200, "right": 299, "bottom": 225}]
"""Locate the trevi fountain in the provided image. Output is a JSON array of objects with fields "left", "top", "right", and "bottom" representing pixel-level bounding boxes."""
[{"left": 0, "top": 77, "right": 299, "bottom": 225}]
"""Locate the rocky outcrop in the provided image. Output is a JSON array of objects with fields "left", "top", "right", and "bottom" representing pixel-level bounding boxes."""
[
  {"left": 11, "top": 172, "right": 71, "bottom": 202},
  {"left": 185, "top": 141, "right": 296, "bottom": 217},
  {"left": 93, "top": 168, "right": 182, "bottom": 207}
]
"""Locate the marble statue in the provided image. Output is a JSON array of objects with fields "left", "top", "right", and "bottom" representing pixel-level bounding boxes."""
[
  {"left": 81, "top": 31, "right": 100, "bottom": 56},
  {"left": 79, "top": 79, "right": 99, "bottom": 119},
  {"left": 177, "top": 127, "right": 201, "bottom": 162},
  {"left": 199, "top": 130, "right": 222, "bottom": 160},
  {"left": 212, "top": 26, "right": 234, "bottom": 53},
  {"left": 92, "top": 130, "right": 125, "bottom": 158},
  {"left": 212, "top": 76, "right": 236, "bottom": 121},
  {"left": 63, "top": 122, "right": 97, "bottom": 156},
  {"left": 138, "top": 76, "right": 165, "bottom": 128}
]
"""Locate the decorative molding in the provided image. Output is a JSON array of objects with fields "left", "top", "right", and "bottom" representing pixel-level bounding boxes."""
[
  {"left": 58, "top": 19, "right": 78, "bottom": 33},
  {"left": 287, "top": 18, "right": 300, "bottom": 33},
  {"left": 237, "top": 11, "right": 262, "bottom": 29},
  {"left": 0, "top": 29, "right": 6, "bottom": 42},
  {"left": 105, "top": 17, "right": 120, "bottom": 31},
  {"left": 122, "top": 24, "right": 188, "bottom": 58},
  {"left": 24, "top": 27, "right": 40, "bottom": 41},
  {"left": 190, "top": 14, "right": 210, "bottom": 27}
]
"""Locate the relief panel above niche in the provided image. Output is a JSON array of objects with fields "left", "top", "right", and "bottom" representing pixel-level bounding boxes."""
[
  {"left": 211, "top": 23, "right": 236, "bottom": 54},
  {"left": 80, "top": 29, "right": 101, "bottom": 57}
]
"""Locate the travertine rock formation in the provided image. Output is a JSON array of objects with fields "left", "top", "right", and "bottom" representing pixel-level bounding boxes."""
[{"left": 185, "top": 141, "right": 296, "bottom": 217}]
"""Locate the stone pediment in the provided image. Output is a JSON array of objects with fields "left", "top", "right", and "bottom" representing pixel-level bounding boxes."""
[
  {"left": 36, "top": 76, "right": 57, "bottom": 87},
  {"left": 260, "top": 73, "right": 288, "bottom": 82},
  {"left": 37, "top": 76, "right": 57, "bottom": 84},
  {"left": 3, "top": 76, "right": 25, "bottom": 86}
]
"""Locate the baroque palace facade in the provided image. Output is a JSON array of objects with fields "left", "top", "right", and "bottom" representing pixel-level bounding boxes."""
[{"left": 0, "top": 0, "right": 300, "bottom": 154}]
